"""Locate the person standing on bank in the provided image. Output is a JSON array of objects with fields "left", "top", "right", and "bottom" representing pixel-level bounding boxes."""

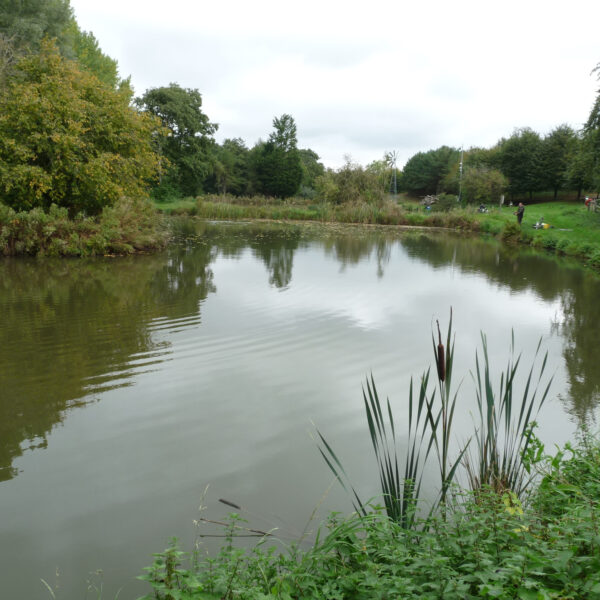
[{"left": 514, "top": 202, "right": 524, "bottom": 225}]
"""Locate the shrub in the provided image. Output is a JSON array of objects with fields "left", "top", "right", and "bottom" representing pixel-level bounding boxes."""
[
  {"left": 500, "top": 221, "right": 522, "bottom": 242},
  {"left": 0, "top": 198, "right": 167, "bottom": 256}
]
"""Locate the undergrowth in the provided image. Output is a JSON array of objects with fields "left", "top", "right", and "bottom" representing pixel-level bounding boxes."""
[
  {"left": 0, "top": 198, "right": 169, "bottom": 256},
  {"left": 141, "top": 437, "right": 600, "bottom": 599}
]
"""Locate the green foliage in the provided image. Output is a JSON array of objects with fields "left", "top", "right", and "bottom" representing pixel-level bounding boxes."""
[
  {"left": 533, "top": 434, "right": 600, "bottom": 519},
  {"left": 68, "top": 24, "right": 122, "bottom": 90},
  {"left": 461, "top": 166, "right": 507, "bottom": 204},
  {"left": 580, "top": 63, "right": 600, "bottom": 193},
  {"left": 0, "top": 0, "right": 129, "bottom": 90},
  {"left": 431, "top": 193, "right": 459, "bottom": 212},
  {"left": 540, "top": 125, "right": 578, "bottom": 199},
  {"left": 298, "top": 148, "right": 325, "bottom": 193},
  {"left": 0, "top": 0, "right": 73, "bottom": 54},
  {"left": 466, "top": 333, "right": 552, "bottom": 498},
  {"left": 210, "top": 138, "right": 250, "bottom": 196},
  {"left": 318, "top": 314, "right": 470, "bottom": 526},
  {"left": 252, "top": 114, "right": 303, "bottom": 198},
  {"left": 142, "top": 436, "right": 600, "bottom": 600},
  {"left": 314, "top": 157, "right": 386, "bottom": 205},
  {"left": 401, "top": 145, "right": 459, "bottom": 196},
  {"left": 136, "top": 84, "right": 218, "bottom": 197},
  {"left": 497, "top": 128, "right": 545, "bottom": 199},
  {"left": 0, "top": 197, "right": 167, "bottom": 256},
  {"left": 0, "top": 40, "right": 161, "bottom": 215}
]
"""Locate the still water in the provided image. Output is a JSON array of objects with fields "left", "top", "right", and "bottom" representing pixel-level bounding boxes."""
[{"left": 1, "top": 221, "right": 599, "bottom": 599}]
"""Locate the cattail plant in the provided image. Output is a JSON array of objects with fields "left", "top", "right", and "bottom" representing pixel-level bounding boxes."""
[
  {"left": 316, "top": 312, "right": 551, "bottom": 526},
  {"left": 464, "top": 332, "right": 553, "bottom": 500},
  {"left": 317, "top": 310, "right": 466, "bottom": 527},
  {"left": 427, "top": 309, "right": 469, "bottom": 511}
]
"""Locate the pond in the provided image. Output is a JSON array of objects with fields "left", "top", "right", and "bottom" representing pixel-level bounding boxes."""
[{"left": 1, "top": 220, "right": 599, "bottom": 599}]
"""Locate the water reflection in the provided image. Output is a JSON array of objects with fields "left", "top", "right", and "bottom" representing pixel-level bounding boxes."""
[
  {"left": 1, "top": 222, "right": 599, "bottom": 487},
  {"left": 400, "top": 232, "right": 600, "bottom": 424},
  {"left": 0, "top": 242, "right": 217, "bottom": 482}
]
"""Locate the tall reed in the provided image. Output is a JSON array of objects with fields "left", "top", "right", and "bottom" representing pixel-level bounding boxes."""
[
  {"left": 317, "top": 313, "right": 463, "bottom": 527},
  {"left": 317, "top": 314, "right": 553, "bottom": 526},
  {"left": 465, "top": 332, "right": 553, "bottom": 499}
]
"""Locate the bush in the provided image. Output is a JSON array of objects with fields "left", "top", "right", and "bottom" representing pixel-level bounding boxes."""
[
  {"left": 0, "top": 198, "right": 167, "bottom": 256},
  {"left": 500, "top": 221, "right": 522, "bottom": 242},
  {"left": 431, "top": 193, "right": 459, "bottom": 212}
]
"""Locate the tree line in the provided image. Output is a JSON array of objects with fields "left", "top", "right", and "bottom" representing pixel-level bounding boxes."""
[
  {"left": 399, "top": 81, "right": 600, "bottom": 203},
  {"left": 1, "top": 0, "right": 599, "bottom": 216},
  {"left": 0, "top": 0, "right": 324, "bottom": 215}
]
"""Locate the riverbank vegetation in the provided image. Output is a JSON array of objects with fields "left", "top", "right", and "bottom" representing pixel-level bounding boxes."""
[
  {"left": 140, "top": 322, "right": 600, "bottom": 599},
  {"left": 142, "top": 439, "right": 600, "bottom": 599},
  {"left": 155, "top": 193, "right": 600, "bottom": 270},
  {"left": 0, "top": 2, "right": 171, "bottom": 255},
  {"left": 1, "top": 3, "right": 599, "bottom": 257}
]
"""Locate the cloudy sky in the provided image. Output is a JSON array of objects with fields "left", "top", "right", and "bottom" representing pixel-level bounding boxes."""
[{"left": 70, "top": 0, "right": 599, "bottom": 169}]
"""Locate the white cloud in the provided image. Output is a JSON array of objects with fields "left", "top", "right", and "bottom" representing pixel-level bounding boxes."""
[{"left": 71, "top": 0, "right": 600, "bottom": 168}]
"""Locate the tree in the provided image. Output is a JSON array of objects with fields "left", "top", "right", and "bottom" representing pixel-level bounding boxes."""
[
  {"left": 69, "top": 24, "right": 124, "bottom": 90},
  {"left": 401, "top": 146, "right": 459, "bottom": 196},
  {"left": 253, "top": 114, "right": 303, "bottom": 198},
  {"left": 540, "top": 125, "right": 577, "bottom": 200},
  {"left": 0, "top": 40, "right": 162, "bottom": 214},
  {"left": 566, "top": 134, "right": 595, "bottom": 199},
  {"left": 298, "top": 148, "right": 325, "bottom": 196},
  {"left": 1, "top": 0, "right": 129, "bottom": 91},
  {"left": 210, "top": 138, "right": 249, "bottom": 196},
  {"left": 136, "top": 84, "right": 218, "bottom": 197},
  {"left": 0, "top": 0, "right": 74, "bottom": 54},
  {"left": 581, "top": 62, "right": 600, "bottom": 194},
  {"left": 314, "top": 156, "right": 385, "bottom": 205},
  {"left": 497, "top": 128, "right": 544, "bottom": 199},
  {"left": 461, "top": 166, "right": 507, "bottom": 204}
]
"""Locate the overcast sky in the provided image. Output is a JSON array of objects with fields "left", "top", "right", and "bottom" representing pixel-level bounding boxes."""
[{"left": 70, "top": 0, "right": 599, "bottom": 169}]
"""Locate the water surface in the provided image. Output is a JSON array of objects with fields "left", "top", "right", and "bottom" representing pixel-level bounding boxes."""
[{"left": 1, "top": 221, "right": 599, "bottom": 599}]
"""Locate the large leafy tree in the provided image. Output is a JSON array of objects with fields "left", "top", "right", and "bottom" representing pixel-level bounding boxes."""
[
  {"left": 298, "top": 148, "right": 325, "bottom": 192},
  {"left": 0, "top": 40, "right": 162, "bottom": 214},
  {"left": 0, "top": 0, "right": 127, "bottom": 90},
  {"left": 497, "top": 128, "right": 544, "bottom": 199},
  {"left": 580, "top": 62, "right": 600, "bottom": 193},
  {"left": 136, "top": 84, "right": 218, "bottom": 197},
  {"left": 210, "top": 137, "right": 250, "bottom": 196},
  {"left": 461, "top": 166, "right": 507, "bottom": 204},
  {"left": 0, "top": 0, "right": 73, "bottom": 53},
  {"left": 253, "top": 114, "right": 303, "bottom": 198},
  {"left": 401, "top": 146, "right": 459, "bottom": 196},
  {"left": 540, "top": 125, "right": 578, "bottom": 200}
]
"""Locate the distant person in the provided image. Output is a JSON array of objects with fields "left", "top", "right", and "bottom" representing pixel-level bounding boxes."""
[{"left": 514, "top": 202, "right": 524, "bottom": 225}]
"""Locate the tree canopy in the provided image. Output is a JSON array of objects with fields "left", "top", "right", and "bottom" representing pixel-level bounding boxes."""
[
  {"left": 136, "top": 84, "right": 217, "bottom": 197},
  {"left": 253, "top": 114, "right": 303, "bottom": 198},
  {"left": 0, "top": 40, "right": 161, "bottom": 214},
  {"left": 401, "top": 146, "right": 459, "bottom": 196}
]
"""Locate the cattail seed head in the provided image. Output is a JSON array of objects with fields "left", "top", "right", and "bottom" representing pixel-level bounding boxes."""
[{"left": 436, "top": 320, "right": 446, "bottom": 382}]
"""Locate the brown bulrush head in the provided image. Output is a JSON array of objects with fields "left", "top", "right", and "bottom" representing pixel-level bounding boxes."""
[{"left": 436, "top": 320, "right": 445, "bottom": 382}]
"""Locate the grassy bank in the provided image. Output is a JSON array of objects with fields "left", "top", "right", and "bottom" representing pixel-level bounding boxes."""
[
  {"left": 141, "top": 435, "right": 600, "bottom": 600},
  {"left": 153, "top": 195, "right": 600, "bottom": 270},
  {"left": 0, "top": 197, "right": 169, "bottom": 257}
]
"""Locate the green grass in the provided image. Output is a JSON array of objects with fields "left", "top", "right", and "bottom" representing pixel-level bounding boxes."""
[{"left": 141, "top": 436, "right": 600, "bottom": 600}]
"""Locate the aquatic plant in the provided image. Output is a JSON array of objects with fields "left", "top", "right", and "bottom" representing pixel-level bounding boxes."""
[{"left": 464, "top": 333, "right": 553, "bottom": 499}]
